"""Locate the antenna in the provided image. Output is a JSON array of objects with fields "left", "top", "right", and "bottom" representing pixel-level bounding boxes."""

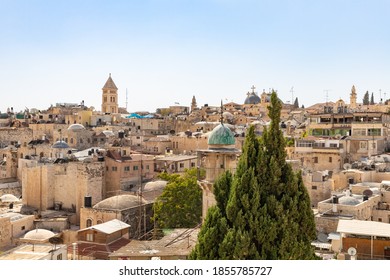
[
  {"left": 126, "top": 88, "right": 128, "bottom": 111},
  {"left": 324, "top": 89, "right": 331, "bottom": 105}
]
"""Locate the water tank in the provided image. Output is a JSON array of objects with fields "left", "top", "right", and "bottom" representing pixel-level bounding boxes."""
[{"left": 84, "top": 196, "right": 92, "bottom": 208}]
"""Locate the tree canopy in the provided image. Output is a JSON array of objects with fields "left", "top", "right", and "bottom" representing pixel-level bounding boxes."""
[
  {"left": 190, "top": 91, "right": 318, "bottom": 260},
  {"left": 152, "top": 168, "right": 203, "bottom": 229}
]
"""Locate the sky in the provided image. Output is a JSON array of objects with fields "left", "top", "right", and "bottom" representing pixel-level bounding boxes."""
[{"left": 1, "top": 0, "right": 390, "bottom": 114}]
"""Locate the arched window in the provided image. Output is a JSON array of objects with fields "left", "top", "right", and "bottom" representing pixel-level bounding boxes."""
[
  {"left": 86, "top": 218, "right": 92, "bottom": 228},
  {"left": 97, "top": 220, "right": 103, "bottom": 224}
]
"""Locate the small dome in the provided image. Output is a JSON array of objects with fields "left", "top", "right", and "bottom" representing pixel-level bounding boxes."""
[
  {"left": 93, "top": 194, "right": 147, "bottom": 210},
  {"left": 24, "top": 229, "right": 55, "bottom": 240},
  {"left": 208, "top": 123, "right": 235, "bottom": 146},
  {"left": 0, "top": 194, "right": 19, "bottom": 203},
  {"left": 102, "top": 130, "right": 115, "bottom": 137},
  {"left": 144, "top": 180, "right": 167, "bottom": 191},
  {"left": 223, "top": 111, "right": 234, "bottom": 120},
  {"left": 244, "top": 92, "right": 260, "bottom": 104},
  {"left": 338, "top": 196, "right": 361, "bottom": 206},
  {"left": 52, "top": 140, "right": 70, "bottom": 149},
  {"left": 68, "top": 123, "right": 85, "bottom": 131}
]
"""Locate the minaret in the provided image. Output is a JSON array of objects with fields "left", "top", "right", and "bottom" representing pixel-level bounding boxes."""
[
  {"left": 350, "top": 85, "right": 357, "bottom": 109},
  {"left": 101, "top": 73, "right": 118, "bottom": 114},
  {"left": 191, "top": 95, "right": 197, "bottom": 112}
]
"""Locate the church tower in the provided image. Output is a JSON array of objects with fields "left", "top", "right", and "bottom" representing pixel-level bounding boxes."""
[
  {"left": 101, "top": 73, "right": 118, "bottom": 114},
  {"left": 350, "top": 85, "right": 357, "bottom": 109}
]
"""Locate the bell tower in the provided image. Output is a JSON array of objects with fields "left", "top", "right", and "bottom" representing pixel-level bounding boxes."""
[{"left": 101, "top": 73, "right": 118, "bottom": 114}]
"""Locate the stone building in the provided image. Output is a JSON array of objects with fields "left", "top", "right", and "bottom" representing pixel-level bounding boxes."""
[
  {"left": 21, "top": 160, "right": 105, "bottom": 225},
  {"left": 0, "top": 212, "right": 35, "bottom": 250},
  {"left": 104, "top": 150, "right": 155, "bottom": 196},
  {"left": 80, "top": 194, "right": 153, "bottom": 240}
]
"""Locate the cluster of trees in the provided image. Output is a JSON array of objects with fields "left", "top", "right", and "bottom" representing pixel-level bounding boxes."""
[
  {"left": 153, "top": 91, "right": 317, "bottom": 259},
  {"left": 363, "top": 91, "right": 375, "bottom": 105}
]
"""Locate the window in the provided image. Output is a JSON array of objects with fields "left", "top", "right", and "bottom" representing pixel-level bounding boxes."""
[
  {"left": 133, "top": 166, "right": 138, "bottom": 171},
  {"left": 57, "top": 254, "right": 63, "bottom": 260},
  {"left": 70, "top": 138, "right": 74, "bottom": 144},
  {"left": 146, "top": 165, "right": 149, "bottom": 170},
  {"left": 360, "top": 141, "right": 367, "bottom": 150},
  {"left": 21, "top": 226, "right": 25, "bottom": 230},
  {"left": 353, "top": 128, "right": 366, "bottom": 136},
  {"left": 124, "top": 166, "right": 130, "bottom": 172},
  {"left": 368, "top": 128, "right": 381, "bottom": 136},
  {"left": 123, "top": 150, "right": 126, "bottom": 155},
  {"left": 329, "top": 157, "right": 332, "bottom": 163},
  {"left": 104, "top": 97, "right": 107, "bottom": 102},
  {"left": 112, "top": 166, "right": 117, "bottom": 171},
  {"left": 86, "top": 233, "right": 94, "bottom": 242},
  {"left": 313, "top": 157, "right": 318, "bottom": 163},
  {"left": 180, "top": 163, "right": 185, "bottom": 168},
  {"left": 86, "top": 219, "right": 92, "bottom": 227},
  {"left": 97, "top": 220, "right": 103, "bottom": 224},
  {"left": 191, "top": 162, "right": 195, "bottom": 167},
  {"left": 312, "top": 186, "right": 317, "bottom": 190}
]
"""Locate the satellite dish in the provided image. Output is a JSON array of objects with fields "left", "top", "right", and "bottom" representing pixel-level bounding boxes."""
[
  {"left": 343, "top": 163, "right": 352, "bottom": 170},
  {"left": 317, "top": 232, "right": 328, "bottom": 243},
  {"left": 348, "top": 247, "right": 357, "bottom": 256},
  {"left": 49, "top": 236, "right": 63, "bottom": 245},
  {"left": 363, "top": 189, "right": 373, "bottom": 197}
]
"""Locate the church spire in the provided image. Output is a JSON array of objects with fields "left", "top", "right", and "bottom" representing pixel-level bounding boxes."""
[{"left": 102, "top": 73, "right": 118, "bottom": 90}]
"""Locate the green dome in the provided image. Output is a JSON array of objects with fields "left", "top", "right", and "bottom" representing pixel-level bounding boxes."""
[{"left": 208, "top": 123, "right": 235, "bottom": 145}]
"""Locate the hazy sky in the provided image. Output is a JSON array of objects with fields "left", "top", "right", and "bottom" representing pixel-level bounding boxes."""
[{"left": 1, "top": 0, "right": 389, "bottom": 114}]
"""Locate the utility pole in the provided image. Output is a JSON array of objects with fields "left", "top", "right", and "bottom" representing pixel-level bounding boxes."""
[{"left": 290, "top": 86, "right": 294, "bottom": 107}]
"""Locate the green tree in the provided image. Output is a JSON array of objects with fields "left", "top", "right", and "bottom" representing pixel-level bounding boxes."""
[
  {"left": 152, "top": 168, "right": 203, "bottom": 229},
  {"left": 363, "top": 91, "right": 370, "bottom": 105},
  {"left": 370, "top": 92, "right": 375, "bottom": 105},
  {"left": 293, "top": 97, "right": 299, "bottom": 108},
  {"left": 190, "top": 91, "right": 317, "bottom": 260}
]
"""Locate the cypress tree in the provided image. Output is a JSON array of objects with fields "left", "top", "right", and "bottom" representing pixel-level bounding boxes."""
[
  {"left": 363, "top": 91, "right": 370, "bottom": 105},
  {"left": 190, "top": 91, "right": 317, "bottom": 260}
]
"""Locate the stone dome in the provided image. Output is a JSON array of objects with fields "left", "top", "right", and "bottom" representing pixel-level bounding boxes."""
[
  {"left": 68, "top": 123, "right": 86, "bottom": 131},
  {"left": 338, "top": 195, "right": 361, "bottom": 206},
  {"left": 222, "top": 111, "right": 234, "bottom": 121},
  {"left": 208, "top": 123, "right": 235, "bottom": 146},
  {"left": 52, "top": 140, "right": 70, "bottom": 149},
  {"left": 0, "top": 194, "right": 19, "bottom": 203},
  {"left": 93, "top": 194, "right": 147, "bottom": 210},
  {"left": 244, "top": 92, "right": 261, "bottom": 104},
  {"left": 102, "top": 130, "right": 115, "bottom": 137},
  {"left": 143, "top": 180, "right": 167, "bottom": 191},
  {"left": 24, "top": 229, "right": 55, "bottom": 241}
]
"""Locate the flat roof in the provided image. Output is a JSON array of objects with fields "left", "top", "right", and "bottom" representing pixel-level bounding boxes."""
[
  {"left": 155, "top": 155, "right": 197, "bottom": 162},
  {"left": 79, "top": 219, "right": 130, "bottom": 234},
  {"left": 337, "top": 219, "right": 390, "bottom": 238}
]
